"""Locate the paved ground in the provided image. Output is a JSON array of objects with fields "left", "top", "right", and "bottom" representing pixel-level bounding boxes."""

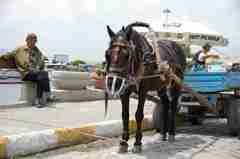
[
  {"left": 18, "top": 119, "right": 240, "bottom": 159},
  {"left": 0, "top": 99, "right": 154, "bottom": 136},
  {"left": 2, "top": 89, "right": 240, "bottom": 159}
]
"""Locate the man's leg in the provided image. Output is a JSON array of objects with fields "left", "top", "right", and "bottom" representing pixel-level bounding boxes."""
[
  {"left": 158, "top": 89, "right": 170, "bottom": 141},
  {"left": 37, "top": 71, "right": 51, "bottom": 106},
  {"left": 22, "top": 71, "right": 38, "bottom": 82}
]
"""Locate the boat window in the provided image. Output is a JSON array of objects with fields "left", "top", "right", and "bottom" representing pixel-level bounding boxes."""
[
  {"left": 207, "top": 36, "right": 220, "bottom": 41},
  {"left": 177, "top": 33, "right": 183, "bottom": 39},
  {"left": 201, "top": 35, "right": 207, "bottom": 40},
  {"left": 164, "top": 32, "right": 171, "bottom": 38},
  {"left": 190, "top": 34, "right": 201, "bottom": 39}
]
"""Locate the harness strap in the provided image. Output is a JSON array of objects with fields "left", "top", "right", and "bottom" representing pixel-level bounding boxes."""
[
  {"left": 135, "top": 67, "right": 182, "bottom": 86},
  {"left": 112, "top": 42, "right": 129, "bottom": 48},
  {"left": 148, "top": 28, "right": 162, "bottom": 69}
]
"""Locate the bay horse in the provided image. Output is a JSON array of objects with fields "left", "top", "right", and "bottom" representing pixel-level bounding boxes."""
[{"left": 105, "top": 22, "right": 186, "bottom": 153}]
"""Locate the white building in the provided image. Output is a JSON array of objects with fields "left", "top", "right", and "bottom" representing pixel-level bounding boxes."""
[{"left": 52, "top": 54, "right": 69, "bottom": 64}]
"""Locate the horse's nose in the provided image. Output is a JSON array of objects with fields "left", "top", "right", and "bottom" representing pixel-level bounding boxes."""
[
  {"left": 110, "top": 46, "right": 120, "bottom": 64},
  {"left": 112, "top": 46, "right": 120, "bottom": 52},
  {"left": 111, "top": 52, "right": 119, "bottom": 64}
]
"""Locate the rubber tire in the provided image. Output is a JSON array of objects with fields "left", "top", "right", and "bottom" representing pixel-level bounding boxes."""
[
  {"left": 217, "top": 97, "right": 230, "bottom": 118},
  {"left": 152, "top": 102, "right": 163, "bottom": 132},
  {"left": 227, "top": 97, "right": 240, "bottom": 136},
  {"left": 188, "top": 106, "right": 205, "bottom": 125}
]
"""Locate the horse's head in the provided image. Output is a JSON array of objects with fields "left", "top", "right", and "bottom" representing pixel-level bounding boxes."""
[{"left": 105, "top": 25, "right": 135, "bottom": 97}]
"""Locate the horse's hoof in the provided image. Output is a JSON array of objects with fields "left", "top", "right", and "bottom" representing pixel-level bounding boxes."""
[
  {"left": 132, "top": 145, "right": 142, "bottom": 153},
  {"left": 168, "top": 135, "right": 175, "bottom": 143},
  {"left": 118, "top": 141, "right": 128, "bottom": 153},
  {"left": 118, "top": 144, "right": 128, "bottom": 153}
]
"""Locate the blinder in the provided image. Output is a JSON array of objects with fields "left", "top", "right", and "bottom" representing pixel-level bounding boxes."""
[{"left": 105, "top": 40, "right": 135, "bottom": 97}]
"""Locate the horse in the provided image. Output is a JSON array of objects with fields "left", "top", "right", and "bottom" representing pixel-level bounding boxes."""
[{"left": 104, "top": 22, "right": 186, "bottom": 153}]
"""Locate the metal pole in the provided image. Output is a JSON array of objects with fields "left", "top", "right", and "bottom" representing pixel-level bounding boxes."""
[{"left": 163, "top": 8, "right": 171, "bottom": 29}]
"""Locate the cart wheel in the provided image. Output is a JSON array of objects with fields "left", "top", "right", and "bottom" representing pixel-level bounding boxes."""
[
  {"left": 188, "top": 106, "right": 205, "bottom": 125},
  {"left": 227, "top": 97, "right": 240, "bottom": 136},
  {"left": 216, "top": 96, "right": 230, "bottom": 118},
  {"left": 152, "top": 102, "right": 163, "bottom": 132},
  {"left": 234, "top": 89, "right": 240, "bottom": 98}
]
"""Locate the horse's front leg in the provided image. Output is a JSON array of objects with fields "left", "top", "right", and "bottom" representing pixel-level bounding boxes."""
[
  {"left": 119, "top": 92, "right": 130, "bottom": 153},
  {"left": 133, "top": 88, "right": 147, "bottom": 153}
]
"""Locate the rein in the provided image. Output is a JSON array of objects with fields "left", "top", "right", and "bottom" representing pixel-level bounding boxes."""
[{"left": 140, "top": 70, "right": 182, "bottom": 85}]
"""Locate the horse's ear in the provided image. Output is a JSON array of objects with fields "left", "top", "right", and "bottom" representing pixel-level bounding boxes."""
[
  {"left": 121, "top": 26, "right": 125, "bottom": 31},
  {"left": 107, "top": 25, "right": 115, "bottom": 38},
  {"left": 126, "top": 27, "right": 133, "bottom": 41}
]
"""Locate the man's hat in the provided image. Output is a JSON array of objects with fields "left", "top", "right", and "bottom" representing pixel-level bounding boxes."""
[{"left": 203, "top": 43, "right": 211, "bottom": 50}]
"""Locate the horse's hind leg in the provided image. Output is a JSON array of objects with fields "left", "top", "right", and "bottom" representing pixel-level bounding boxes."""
[
  {"left": 132, "top": 89, "right": 147, "bottom": 153},
  {"left": 119, "top": 93, "right": 130, "bottom": 153}
]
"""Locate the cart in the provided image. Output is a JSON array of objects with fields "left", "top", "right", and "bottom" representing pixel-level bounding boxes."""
[
  {"left": 178, "top": 66, "right": 240, "bottom": 134},
  {"left": 152, "top": 64, "right": 240, "bottom": 136}
]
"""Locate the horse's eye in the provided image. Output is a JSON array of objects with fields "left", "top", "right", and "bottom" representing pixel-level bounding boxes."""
[
  {"left": 105, "top": 50, "right": 111, "bottom": 61},
  {"left": 121, "top": 49, "right": 129, "bottom": 57}
]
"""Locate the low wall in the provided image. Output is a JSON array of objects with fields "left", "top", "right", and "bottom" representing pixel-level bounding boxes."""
[
  {"left": 0, "top": 70, "right": 107, "bottom": 107},
  {"left": 51, "top": 71, "right": 95, "bottom": 90}
]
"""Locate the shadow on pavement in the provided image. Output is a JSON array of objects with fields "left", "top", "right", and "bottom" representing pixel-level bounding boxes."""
[
  {"left": 141, "top": 134, "right": 207, "bottom": 159},
  {"left": 177, "top": 119, "right": 232, "bottom": 138}
]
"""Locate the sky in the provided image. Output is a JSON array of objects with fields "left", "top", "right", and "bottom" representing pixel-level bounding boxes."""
[{"left": 0, "top": 0, "right": 239, "bottom": 63}]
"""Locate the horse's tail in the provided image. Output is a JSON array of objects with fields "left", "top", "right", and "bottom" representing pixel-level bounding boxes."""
[{"left": 104, "top": 91, "right": 109, "bottom": 118}]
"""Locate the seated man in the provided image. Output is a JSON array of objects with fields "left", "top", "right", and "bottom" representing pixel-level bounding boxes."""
[
  {"left": 11, "top": 33, "right": 51, "bottom": 107},
  {"left": 193, "top": 43, "right": 219, "bottom": 71},
  {"left": 205, "top": 52, "right": 220, "bottom": 64}
]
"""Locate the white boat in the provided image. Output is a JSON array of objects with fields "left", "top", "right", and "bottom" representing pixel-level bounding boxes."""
[{"left": 136, "top": 12, "right": 228, "bottom": 48}]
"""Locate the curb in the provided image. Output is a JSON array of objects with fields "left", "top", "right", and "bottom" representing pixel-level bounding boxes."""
[
  {"left": 0, "top": 115, "right": 153, "bottom": 158},
  {"left": 0, "top": 102, "right": 30, "bottom": 110}
]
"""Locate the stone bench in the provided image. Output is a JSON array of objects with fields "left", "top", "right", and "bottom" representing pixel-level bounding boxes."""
[
  {"left": 18, "top": 81, "right": 38, "bottom": 105},
  {"left": 0, "top": 68, "right": 38, "bottom": 105}
]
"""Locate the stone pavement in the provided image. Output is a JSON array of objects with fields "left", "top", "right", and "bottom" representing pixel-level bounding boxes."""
[
  {"left": 19, "top": 130, "right": 240, "bottom": 159},
  {"left": 0, "top": 99, "right": 155, "bottom": 136}
]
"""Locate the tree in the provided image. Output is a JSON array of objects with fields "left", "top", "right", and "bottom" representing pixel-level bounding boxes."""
[{"left": 71, "top": 59, "right": 86, "bottom": 66}]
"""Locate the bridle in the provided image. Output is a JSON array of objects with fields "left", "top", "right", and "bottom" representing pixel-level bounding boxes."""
[{"left": 105, "top": 39, "right": 138, "bottom": 97}]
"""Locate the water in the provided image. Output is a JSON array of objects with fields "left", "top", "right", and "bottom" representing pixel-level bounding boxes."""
[{"left": 0, "top": 84, "right": 22, "bottom": 105}]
